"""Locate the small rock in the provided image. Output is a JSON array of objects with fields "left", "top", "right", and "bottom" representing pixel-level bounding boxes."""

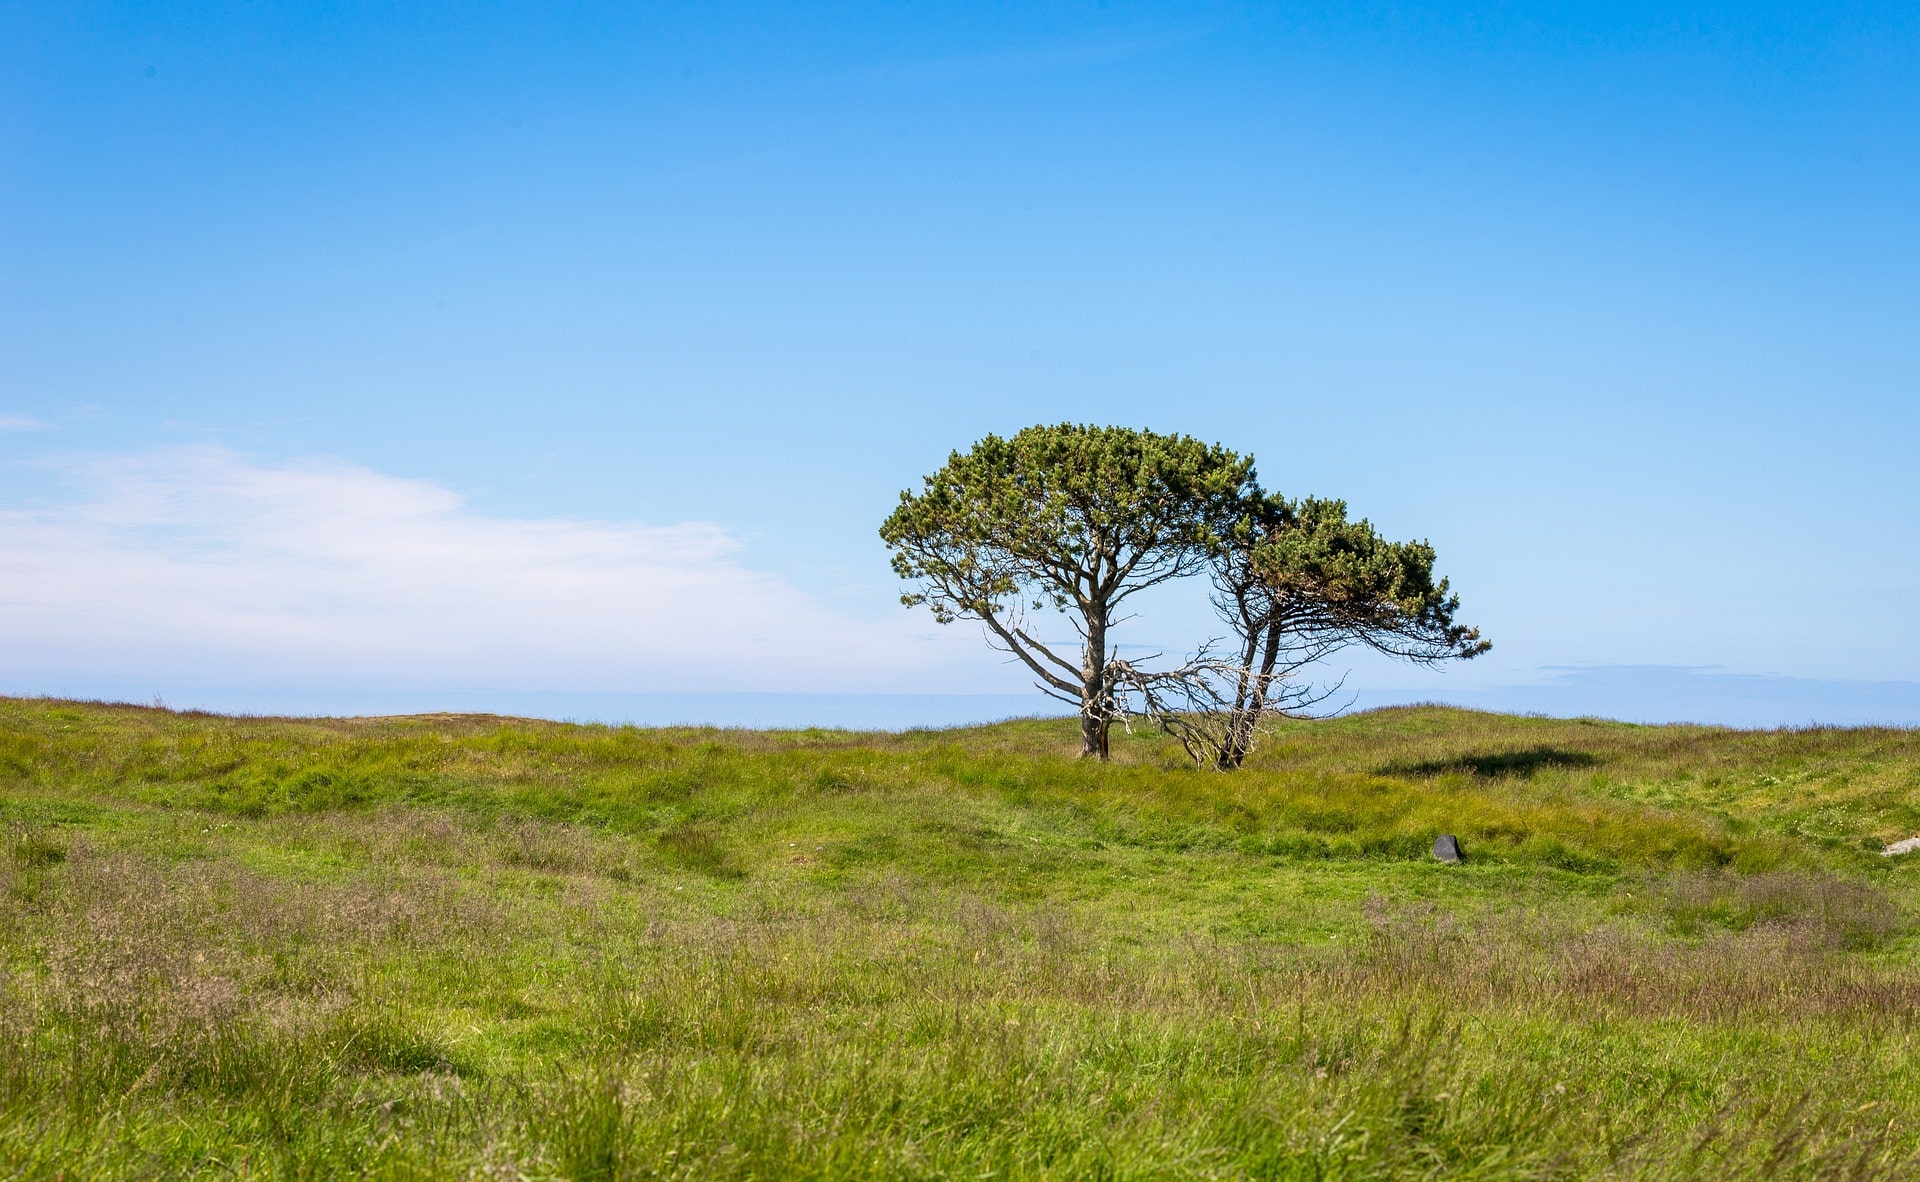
[
  {"left": 1432, "top": 834, "right": 1463, "bottom": 863},
  {"left": 1882, "top": 837, "right": 1920, "bottom": 858}
]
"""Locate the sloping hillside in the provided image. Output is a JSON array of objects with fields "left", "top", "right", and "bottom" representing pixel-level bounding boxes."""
[{"left": 4, "top": 698, "right": 1918, "bottom": 1178}]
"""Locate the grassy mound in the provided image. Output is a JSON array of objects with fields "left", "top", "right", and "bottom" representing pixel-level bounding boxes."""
[{"left": 4, "top": 698, "right": 1919, "bottom": 1178}]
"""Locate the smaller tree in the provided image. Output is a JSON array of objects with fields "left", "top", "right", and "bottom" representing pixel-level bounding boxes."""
[{"left": 1112, "top": 493, "right": 1488, "bottom": 768}]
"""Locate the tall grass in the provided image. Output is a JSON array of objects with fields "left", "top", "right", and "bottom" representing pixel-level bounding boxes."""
[{"left": 2, "top": 697, "right": 1918, "bottom": 1178}]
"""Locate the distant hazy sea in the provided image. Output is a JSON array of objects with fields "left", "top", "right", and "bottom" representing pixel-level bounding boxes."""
[
  {"left": 1349, "top": 665, "right": 1920, "bottom": 730},
  {"left": 9, "top": 666, "right": 1920, "bottom": 730}
]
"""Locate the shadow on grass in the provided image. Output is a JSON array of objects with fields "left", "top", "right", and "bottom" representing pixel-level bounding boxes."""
[{"left": 1380, "top": 747, "right": 1600, "bottom": 779}]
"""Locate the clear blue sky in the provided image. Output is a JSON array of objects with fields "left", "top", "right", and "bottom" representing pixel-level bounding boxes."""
[{"left": 2, "top": 2, "right": 1917, "bottom": 726}]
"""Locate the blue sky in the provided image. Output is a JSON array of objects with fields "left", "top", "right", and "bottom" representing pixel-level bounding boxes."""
[{"left": 2, "top": 2, "right": 1917, "bottom": 726}]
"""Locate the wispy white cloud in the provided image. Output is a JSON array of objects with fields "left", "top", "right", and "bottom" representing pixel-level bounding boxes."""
[
  {"left": 0, "top": 446, "right": 985, "bottom": 694},
  {"left": 0, "top": 415, "right": 45, "bottom": 431}
]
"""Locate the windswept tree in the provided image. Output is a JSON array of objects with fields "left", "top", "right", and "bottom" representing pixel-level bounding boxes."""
[
  {"left": 1113, "top": 493, "right": 1488, "bottom": 768},
  {"left": 880, "top": 424, "right": 1254, "bottom": 760}
]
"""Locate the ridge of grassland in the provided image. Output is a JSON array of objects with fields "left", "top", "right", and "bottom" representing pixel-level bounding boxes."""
[{"left": 4, "top": 697, "right": 1919, "bottom": 1179}]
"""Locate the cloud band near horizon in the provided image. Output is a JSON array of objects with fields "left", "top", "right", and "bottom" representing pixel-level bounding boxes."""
[{"left": 0, "top": 445, "right": 985, "bottom": 694}]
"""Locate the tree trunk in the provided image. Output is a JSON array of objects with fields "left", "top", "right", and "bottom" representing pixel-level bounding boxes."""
[
  {"left": 1079, "top": 711, "right": 1106, "bottom": 760},
  {"left": 1080, "top": 610, "right": 1110, "bottom": 760},
  {"left": 1220, "top": 615, "right": 1285, "bottom": 770}
]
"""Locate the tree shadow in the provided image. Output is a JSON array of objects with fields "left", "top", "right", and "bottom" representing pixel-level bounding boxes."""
[{"left": 1379, "top": 747, "right": 1600, "bottom": 780}]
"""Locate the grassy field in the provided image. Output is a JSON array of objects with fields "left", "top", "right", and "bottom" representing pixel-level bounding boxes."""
[{"left": 4, "top": 697, "right": 1920, "bottom": 1179}]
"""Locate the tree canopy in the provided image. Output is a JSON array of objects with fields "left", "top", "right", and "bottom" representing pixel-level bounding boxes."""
[
  {"left": 1115, "top": 491, "right": 1488, "bottom": 768},
  {"left": 883, "top": 424, "right": 1485, "bottom": 765},
  {"left": 879, "top": 423, "right": 1254, "bottom": 759},
  {"left": 1236, "top": 493, "right": 1487, "bottom": 665}
]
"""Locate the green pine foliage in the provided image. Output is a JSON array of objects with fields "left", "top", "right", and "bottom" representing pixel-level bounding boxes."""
[
  {"left": 880, "top": 423, "right": 1259, "bottom": 758},
  {"left": 4, "top": 697, "right": 1920, "bottom": 1178}
]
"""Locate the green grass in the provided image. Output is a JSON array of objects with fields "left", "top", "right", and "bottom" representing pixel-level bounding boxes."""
[{"left": 4, "top": 697, "right": 1920, "bottom": 1178}]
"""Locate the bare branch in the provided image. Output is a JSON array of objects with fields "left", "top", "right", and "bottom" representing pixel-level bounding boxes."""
[{"left": 977, "top": 609, "right": 1081, "bottom": 697}]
